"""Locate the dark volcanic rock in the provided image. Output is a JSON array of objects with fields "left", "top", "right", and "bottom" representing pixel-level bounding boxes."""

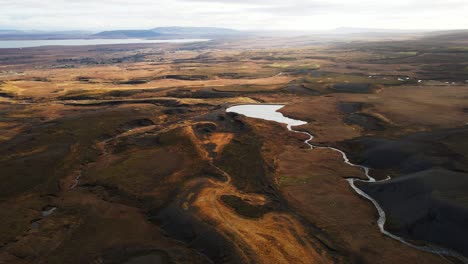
[
  {"left": 117, "top": 79, "right": 150, "bottom": 85},
  {"left": 220, "top": 195, "right": 274, "bottom": 219},
  {"left": 167, "top": 88, "right": 236, "bottom": 99},
  {"left": 357, "top": 168, "right": 468, "bottom": 257},
  {"left": 330, "top": 83, "right": 373, "bottom": 93},
  {"left": 154, "top": 202, "right": 247, "bottom": 263},
  {"left": 345, "top": 113, "right": 387, "bottom": 131},
  {"left": 338, "top": 102, "right": 366, "bottom": 114},
  {"left": 345, "top": 127, "right": 468, "bottom": 258},
  {"left": 283, "top": 83, "right": 321, "bottom": 95},
  {"left": 163, "top": 107, "right": 190, "bottom": 115},
  {"left": 342, "top": 127, "right": 468, "bottom": 174},
  {"left": 0, "top": 91, "right": 15, "bottom": 98},
  {"left": 118, "top": 118, "right": 155, "bottom": 132},
  {"left": 162, "top": 75, "right": 209, "bottom": 81}
]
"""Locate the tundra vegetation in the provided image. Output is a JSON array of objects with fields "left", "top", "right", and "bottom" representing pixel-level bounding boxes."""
[{"left": 0, "top": 32, "right": 468, "bottom": 263}]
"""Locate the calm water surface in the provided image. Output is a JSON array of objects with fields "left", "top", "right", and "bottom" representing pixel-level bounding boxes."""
[{"left": 226, "top": 104, "right": 307, "bottom": 128}]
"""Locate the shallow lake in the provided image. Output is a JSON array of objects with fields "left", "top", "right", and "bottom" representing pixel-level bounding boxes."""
[
  {"left": 0, "top": 38, "right": 209, "bottom": 49},
  {"left": 226, "top": 104, "right": 307, "bottom": 128}
]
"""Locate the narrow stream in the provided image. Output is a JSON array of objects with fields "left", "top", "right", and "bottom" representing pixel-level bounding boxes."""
[{"left": 227, "top": 104, "right": 468, "bottom": 263}]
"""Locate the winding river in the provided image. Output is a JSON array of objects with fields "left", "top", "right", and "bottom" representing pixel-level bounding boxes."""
[{"left": 226, "top": 104, "right": 468, "bottom": 263}]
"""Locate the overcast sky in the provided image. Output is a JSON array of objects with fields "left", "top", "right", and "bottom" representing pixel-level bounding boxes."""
[{"left": 1, "top": 0, "right": 467, "bottom": 31}]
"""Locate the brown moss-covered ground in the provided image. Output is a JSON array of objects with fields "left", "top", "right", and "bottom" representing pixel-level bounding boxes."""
[{"left": 1, "top": 35, "right": 467, "bottom": 263}]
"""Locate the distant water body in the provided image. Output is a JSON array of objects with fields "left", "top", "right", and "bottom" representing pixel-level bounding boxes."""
[{"left": 0, "top": 38, "right": 210, "bottom": 49}]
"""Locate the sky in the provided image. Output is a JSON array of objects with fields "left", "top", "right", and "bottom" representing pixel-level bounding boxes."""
[{"left": 1, "top": 0, "right": 467, "bottom": 31}]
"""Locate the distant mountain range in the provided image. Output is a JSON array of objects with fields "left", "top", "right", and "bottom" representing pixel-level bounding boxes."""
[
  {"left": 1, "top": 27, "right": 468, "bottom": 41},
  {"left": 0, "top": 30, "right": 93, "bottom": 40},
  {"left": 0, "top": 30, "right": 92, "bottom": 36},
  {"left": 93, "top": 27, "right": 240, "bottom": 38},
  {"left": 93, "top": 30, "right": 162, "bottom": 38},
  {"left": 419, "top": 29, "right": 468, "bottom": 42},
  {"left": 152, "top": 27, "right": 238, "bottom": 35},
  {"left": 0, "top": 27, "right": 240, "bottom": 40},
  {"left": 330, "top": 27, "right": 435, "bottom": 34}
]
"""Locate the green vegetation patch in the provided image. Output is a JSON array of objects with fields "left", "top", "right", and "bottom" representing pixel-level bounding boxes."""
[
  {"left": 279, "top": 175, "right": 315, "bottom": 186},
  {"left": 116, "top": 78, "right": 151, "bottom": 85},
  {"left": 251, "top": 55, "right": 297, "bottom": 61},
  {"left": 300, "top": 73, "right": 412, "bottom": 94},
  {"left": 59, "top": 89, "right": 106, "bottom": 100},
  {"left": 45, "top": 208, "right": 161, "bottom": 264},
  {"left": 213, "top": 84, "right": 283, "bottom": 92},
  {"left": 303, "top": 73, "right": 402, "bottom": 85},
  {"left": 345, "top": 113, "right": 387, "bottom": 130},
  {"left": 0, "top": 107, "right": 158, "bottom": 200},
  {"left": 397, "top": 51, "right": 418, "bottom": 56},
  {"left": 84, "top": 148, "right": 184, "bottom": 194},
  {"left": 0, "top": 203, "right": 38, "bottom": 246},
  {"left": 448, "top": 46, "right": 468, "bottom": 51},
  {"left": 421, "top": 64, "right": 468, "bottom": 80},
  {"left": 216, "top": 132, "right": 270, "bottom": 193},
  {"left": 160, "top": 75, "right": 209, "bottom": 81},
  {"left": 84, "top": 127, "right": 205, "bottom": 202}
]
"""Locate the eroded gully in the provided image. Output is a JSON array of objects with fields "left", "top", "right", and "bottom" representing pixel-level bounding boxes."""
[{"left": 227, "top": 104, "right": 467, "bottom": 264}]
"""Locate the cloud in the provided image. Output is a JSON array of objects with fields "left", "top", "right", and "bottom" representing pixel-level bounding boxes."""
[
  {"left": 0, "top": 0, "right": 467, "bottom": 31},
  {"left": 248, "top": 3, "right": 338, "bottom": 16}
]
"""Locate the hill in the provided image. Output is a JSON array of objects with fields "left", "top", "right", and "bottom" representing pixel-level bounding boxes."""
[
  {"left": 92, "top": 27, "right": 240, "bottom": 39},
  {"left": 357, "top": 168, "right": 468, "bottom": 258},
  {"left": 93, "top": 30, "right": 161, "bottom": 38},
  {"left": 419, "top": 30, "right": 468, "bottom": 43},
  {"left": 152, "top": 26, "right": 238, "bottom": 35}
]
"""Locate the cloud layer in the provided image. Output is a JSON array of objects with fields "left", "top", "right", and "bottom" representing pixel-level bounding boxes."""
[{"left": 1, "top": 0, "right": 467, "bottom": 31}]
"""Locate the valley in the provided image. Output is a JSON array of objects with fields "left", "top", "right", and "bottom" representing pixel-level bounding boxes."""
[{"left": 0, "top": 32, "right": 467, "bottom": 263}]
